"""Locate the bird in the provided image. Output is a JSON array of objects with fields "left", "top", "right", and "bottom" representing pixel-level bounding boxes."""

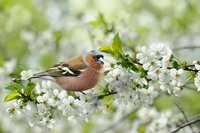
[{"left": 31, "top": 50, "right": 104, "bottom": 91}]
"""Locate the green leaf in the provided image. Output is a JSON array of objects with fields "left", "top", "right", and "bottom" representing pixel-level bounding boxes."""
[
  {"left": 5, "top": 85, "right": 15, "bottom": 91},
  {"left": 88, "top": 20, "right": 102, "bottom": 26},
  {"left": 0, "top": 57, "right": 4, "bottom": 67},
  {"left": 138, "top": 124, "right": 146, "bottom": 133},
  {"left": 112, "top": 33, "right": 124, "bottom": 59},
  {"left": 25, "top": 82, "right": 36, "bottom": 96},
  {"left": 99, "top": 33, "right": 124, "bottom": 59},
  {"left": 4, "top": 82, "right": 23, "bottom": 93},
  {"left": 103, "top": 95, "right": 114, "bottom": 105},
  {"left": 99, "top": 45, "right": 113, "bottom": 55},
  {"left": 53, "top": 31, "right": 62, "bottom": 42},
  {"left": 104, "top": 70, "right": 111, "bottom": 76},
  {"left": 188, "top": 71, "right": 196, "bottom": 80},
  {"left": 179, "top": 61, "right": 187, "bottom": 68},
  {"left": 172, "top": 60, "right": 179, "bottom": 69},
  {"left": 98, "top": 12, "right": 107, "bottom": 26},
  {"left": 88, "top": 12, "right": 107, "bottom": 27},
  {"left": 117, "top": 56, "right": 140, "bottom": 72},
  {"left": 101, "top": 84, "right": 109, "bottom": 93},
  {"left": 83, "top": 123, "right": 93, "bottom": 133},
  {"left": 4, "top": 93, "right": 20, "bottom": 102},
  {"left": 10, "top": 67, "right": 23, "bottom": 79}
]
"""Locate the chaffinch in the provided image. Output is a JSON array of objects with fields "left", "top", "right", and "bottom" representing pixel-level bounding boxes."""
[{"left": 32, "top": 50, "right": 104, "bottom": 91}]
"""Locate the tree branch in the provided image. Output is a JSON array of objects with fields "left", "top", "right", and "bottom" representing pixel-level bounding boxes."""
[
  {"left": 173, "top": 46, "right": 200, "bottom": 51},
  {"left": 174, "top": 103, "right": 195, "bottom": 133},
  {"left": 167, "top": 66, "right": 198, "bottom": 72},
  {"left": 171, "top": 115, "right": 200, "bottom": 133}
]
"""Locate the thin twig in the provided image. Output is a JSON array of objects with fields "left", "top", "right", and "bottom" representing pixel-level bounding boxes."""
[
  {"left": 171, "top": 115, "right": 200, "bottom": 133},
  {"left": 173, "top": 46, "right": 200, "bottom": 51},
  {"left": 174, "top": 103, "right": 195, "bottom": 133},
  {"left": 167, "top": 66, "right": 198, "bottom": 72},
  {"left": 96, "top": 109, "right": 137, "bottom": 133},
  {"left": 98, "top": 91, "right": 117, "bottom": 98},
  {"left": 184, "top": 65, "right": 198, "bottom": 72}
]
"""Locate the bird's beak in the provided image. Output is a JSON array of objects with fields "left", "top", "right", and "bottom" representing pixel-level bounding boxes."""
[{"left": 97, "top": 57, "right": 104, "bottom": 64}]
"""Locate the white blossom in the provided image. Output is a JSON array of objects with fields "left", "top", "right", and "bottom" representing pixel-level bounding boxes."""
[
  {"left": 4, "top": 59, "right": 17, "bottom": 74},
  {"left": 173, "top": 87, "right": 183, "bottom": 97},
  {"left": 40, "top": 117, "right": 56, "bottom": 129},
  {"left": 137, "top": 107, "right": 174, "bottom": 133},
  {"left": 41, "top": 80, "right": 52, "bottom": 92},
  {"left": 194, "top": 72, "right": 200, "bottom": 91},
  {"left": 170, "top": 68, "right": 185, "bottom": 87},
  {"left": 68, "top": 115, "right": 79, "bottom": 123},
  {"left": 37, "top": 94, "right": 49, "bottom": 103},
  {"left": 58, "top": 90, "right": 67, "bottom": 99},
  {"left": 136, "top": 43, "right": 172, "bottom": 72},
  {"left": 21, "top": 70, "right": 33, "bottom": 80},
  {"left": 149, "top": 43, "right": 172, "bottom": 61},
  {"left": 193, "top": 60, "right": 200, "bottom": 70},
  {"left": 136, "top": 46, "right": 149, "bottom": 64}
]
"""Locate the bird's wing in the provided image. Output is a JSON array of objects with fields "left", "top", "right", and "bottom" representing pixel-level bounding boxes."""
[
  {"left": 32, "top": 56, "right": 87, "bottom": 78},
  {"left": 63, "top": 55, "right": 88, "bottom": 70}
]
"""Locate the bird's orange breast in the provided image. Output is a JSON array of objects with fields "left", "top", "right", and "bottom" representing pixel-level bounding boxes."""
[{"left": 55, "top": 67, "right": 104, "bottom": 91}]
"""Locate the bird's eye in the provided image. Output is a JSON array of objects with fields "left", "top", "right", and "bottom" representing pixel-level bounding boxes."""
[{"left": 96, "top": 55, "right": 104, "bottom": 59}]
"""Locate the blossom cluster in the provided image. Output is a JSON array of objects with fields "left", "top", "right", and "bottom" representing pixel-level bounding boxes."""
[
  {"left": 193, "top": 60, "right": 200, "bottom": 92},
  {"left": 106, "top": 67, "right": 158, "bottom": 106},
  {"left": 136, "top": 43, "right": 186, "bottom": 96},
  {"left": 6, "top": 80, "right": 106, "bottom": 129},
  {"left": 104, "top": 44, "right": 174, "bottom": 107},
  {"left": 104, "top": 43, "right": 200, "bottom": 108},
  {"left": 134, "top": 107, "right": 199, "bottom": 133},
  {"left": 136, "top": 107, "right": 173, "bottom": 132}
]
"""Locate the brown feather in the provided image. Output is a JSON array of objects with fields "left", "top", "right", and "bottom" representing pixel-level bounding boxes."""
[{"left": 64, "top": 56, "right": 87, "bottom": 70}]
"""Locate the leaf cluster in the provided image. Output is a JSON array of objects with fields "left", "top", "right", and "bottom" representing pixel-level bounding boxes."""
[{"left": 4, "top": 81, "right": 36, "bottom": 103}]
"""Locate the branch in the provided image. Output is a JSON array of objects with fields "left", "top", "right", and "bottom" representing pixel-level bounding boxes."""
[
  {"left": 100, "top": 91, "right": 117, "bottom": 97},
  {"left": 98, "top": 91, "right": 117, "bottom": 99},
  {"left": 171, "top": 115, "right": 200, "bottom": 133},
  {"left": 174, "top": 103, "right": 195, "bottom": 133},
  {"left": 173, "top": 46, "right": 200, "bottom": 51},
  {"left": 167, "top": 66, "right": 198, "bottom": 72},
  {"left": 184, "top": 65, "right": 198, "bottom": 72}
]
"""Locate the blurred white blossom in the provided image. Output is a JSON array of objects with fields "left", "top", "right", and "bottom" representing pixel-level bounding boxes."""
[
  {"left": 21, "top": 70, "right": 34, "bottom": 80},
  {"left": 194, "top": 72, "right": 200, "bottom": 92}
]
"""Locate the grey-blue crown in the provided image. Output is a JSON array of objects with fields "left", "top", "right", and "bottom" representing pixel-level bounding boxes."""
[{"left": 91, "top": 50, "right": 103, "bottom": 57}]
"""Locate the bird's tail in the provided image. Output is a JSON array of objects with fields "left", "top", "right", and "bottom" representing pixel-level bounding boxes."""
[{"left": 28, "top": 68, "right": 62, "bottom": 80}]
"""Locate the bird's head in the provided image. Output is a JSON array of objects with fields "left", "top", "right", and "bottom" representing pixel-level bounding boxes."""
[{"left": 85, "top": 50, "right": 104, "bottom": 69}]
